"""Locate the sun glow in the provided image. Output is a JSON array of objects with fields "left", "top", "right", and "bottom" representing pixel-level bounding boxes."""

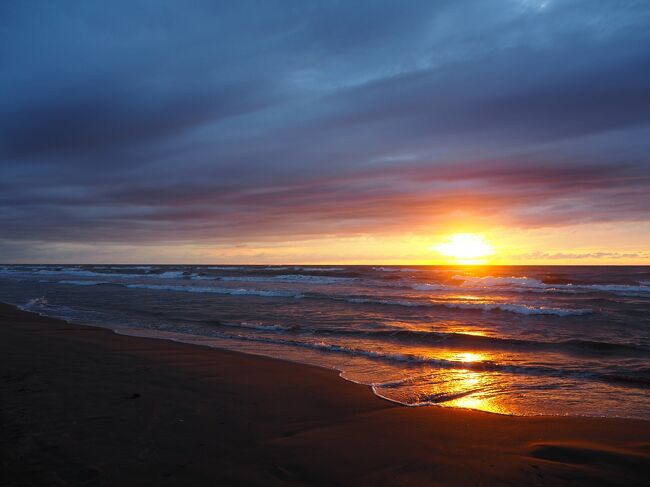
[
  {"left": 454, "top": 352, "right": 483, "bottom": 363},
  {"left": 433, "top": 233, "right": 495, "bottom": 264}
]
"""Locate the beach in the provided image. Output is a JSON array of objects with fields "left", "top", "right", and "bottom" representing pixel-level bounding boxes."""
[{"left": 1, "top": 302, "right": 649, "bottom": 486}]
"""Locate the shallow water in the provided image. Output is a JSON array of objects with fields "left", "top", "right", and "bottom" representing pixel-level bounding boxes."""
[{"left": 1, "top": 264, "right": 649, "bottom": 418}]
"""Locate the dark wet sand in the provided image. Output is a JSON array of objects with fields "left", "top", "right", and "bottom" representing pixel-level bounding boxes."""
[{"left": 1, "top": 302, "right": 649, "bottom": 486}]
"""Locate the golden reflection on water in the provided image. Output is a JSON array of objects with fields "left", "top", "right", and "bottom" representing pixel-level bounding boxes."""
[
  {"left": 438, "top": 368, "right": 511, "bottom": 415},
  {"left": 444, "top": 393, "right": 510, "bottom": 415},
  {"left": 453, "top": 351, "right": 483, "bottom": 363},
  {"left": 383, "top": 347, "right": 526, "bottom": 415},
  {"left": 421, "top": 350, "right": 513, "bottom": 415},
  {"left": 450, "top": 294, "right": 483, "bottom": 301},
  {"left": 456, "top": 330, "right": 488, "bottom": 337}
]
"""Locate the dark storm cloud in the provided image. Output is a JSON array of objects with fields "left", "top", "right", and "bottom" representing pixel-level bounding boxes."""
[
  {"left": 1, "top": 0, "right": 650, "bottom": 258},
  {"left": 1, "top": 78, "right": 270, "bottom": 160}
]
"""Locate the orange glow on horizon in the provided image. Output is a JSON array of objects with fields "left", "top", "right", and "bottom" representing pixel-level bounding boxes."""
[{"left": 44, "top": 221, "right": 648, "bottom": 265}]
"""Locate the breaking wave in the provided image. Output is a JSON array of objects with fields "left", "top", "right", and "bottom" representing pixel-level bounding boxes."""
[
  {"left": 182, "top": 331, "right": 649, "bottom": 388},
  {"left": 218, "top": 274, "right": 356, "bottom": 284},
  {"left": 414, "top": 275, "right": 650, "bottom": 296},
  {"left": 342, "top": 296, "right": 591, "bottom": 316},
  {"left": 124, "top": 283, "right": 304, "bottom": 298}
]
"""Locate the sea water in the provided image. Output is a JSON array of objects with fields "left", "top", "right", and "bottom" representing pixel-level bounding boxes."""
[{"left": 1, "top": 264, "right": 648, "bottom": 418}]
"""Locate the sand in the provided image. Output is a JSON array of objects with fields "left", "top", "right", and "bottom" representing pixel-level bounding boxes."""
[{"left": 1, "top": 302, "right": 649, "bottom": 486}]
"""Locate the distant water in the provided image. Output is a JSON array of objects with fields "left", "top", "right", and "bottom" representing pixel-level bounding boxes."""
[{"left": 1, "top": 264, "right": 649, "bottom": 419}]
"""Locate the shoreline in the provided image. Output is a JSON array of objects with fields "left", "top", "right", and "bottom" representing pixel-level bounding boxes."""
[
  {"left": 9, "top": 300, "right": 646, "bottom": 421},
  {"left": 2, "top": 302, "right": 649, "bottom": 485},
  {"left": 9, "top": 300, "right": 636, "bottom": 420}
]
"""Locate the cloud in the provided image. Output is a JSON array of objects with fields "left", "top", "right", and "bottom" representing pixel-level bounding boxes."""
[{"left": 1, "top": 0, "right": 650, "bottom": 260}]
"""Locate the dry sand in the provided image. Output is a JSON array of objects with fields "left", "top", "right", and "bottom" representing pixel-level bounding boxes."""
[{"left": 1, "top": 302, "right": 649, "bottom": 486}]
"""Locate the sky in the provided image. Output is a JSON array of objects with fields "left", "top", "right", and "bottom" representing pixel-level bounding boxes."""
[{"left": 1, "top": 0, "right": 650, "bottom": 264}]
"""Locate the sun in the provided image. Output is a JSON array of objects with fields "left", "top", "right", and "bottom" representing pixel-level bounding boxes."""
[{"left": 432, "top": 233, "right": 495, "bottom": 264}]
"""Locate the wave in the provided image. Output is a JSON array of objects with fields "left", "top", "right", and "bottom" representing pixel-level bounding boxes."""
[
  {"left": 342, "top": 296, "right": 591, "bottom": 316},
  {"left": 611, "top": 291, "right": 650, "bottom": 298},
  {"left": 412, "top": 279, "right": 564, "bottom": 294},
  {"left": 194, "top": 332, "right": 649, "bottom": 388},
  {"left": 36, "top": 269, "right": 151, "bottom": 279},
  {"left": 259, "top": 266, "right": 347, "bottom": 272},
  {"left": 374, "top": 387, "right": 481, "bottom": 406},
  {"left": 432, "top": 275, "right": 650, "bottom": 296},
  {"left": 218, "top": 274, "right": 356, "bottom": 284},
  {"left": 2, "top": 266, "right": 203, "bottom": 281},
  {"left": 212, "top": 321, "right": 644, "bottom": 356},
  {"left": 412, "top": 283, "right": 453, "bottom": 291},
  {"left": 452, "top": 275, "right": 547, "bottom": 288},
  {"left": 47, "top": 277, "right": 590, "bottom": 317},
  {"left": 206, "top": 266, "right": 251, "bottom": 270},
  {"left": 104, "top": 265, "right": 154, "bottom": 270},
  {"left": 19, "top": 296, "right": 49, "bottom": 310},
  {"left": 292, "top": 267, "right": 346, "bottom": 272},
  {"left": 190, "top": 275, "right": 216, "bottom": 280},
  {"left": 441, "top": 301, "right": 591, "bottom": 316},
  {"left": 17, "top": 297, "right": 80, "bottom": 321},
  {"left": 12, "top": 268, "right": 155, "bottom": 279},
  {"left": 6, "top": 266, "right": 648, "bottom": 299},
  {"left": 220, "top": 321, "right": 299, "bottom": 332},
  {"left": 583, "top": 283, "right": 650, "bottom": 293},
  {"left": 157, "top": 271, "right": 187, "bottom": 279},
  {"left": 124, "top": 283, "right": 304, "bottom": 298},
  {"left": 216, "top": 276, "right": 293, "bottom": 283},
  {"left": 59, "top": 280, "right": 109, "bottom": 286},
  {"left": 373, "top": 267, "right": 424, "bottom": 272},
  {"left": 274, "top": 274, "right": 355, "bottom": 284}
]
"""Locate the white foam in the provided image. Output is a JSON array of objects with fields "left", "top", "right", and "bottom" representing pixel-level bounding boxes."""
[
  {"left": 584, "top": 284, "right": 650, "bottom": 293},
  {"left": 274, "top": 274, "right": 355, "bottom": 284},
  {"left": 218, "top": 276, "right": 269, "bottom": 282},
  {"left": 346, "top": 297, "right": 423, "bottom": 307},
  {"left": 222, "top": 321, "right": 296, "bottom": 332},
  {"left": 32, "top": 268, "right": 140, "bottom": 279},
  {"left": 433, "top": 276, "right": 650, "bottom": 296},
  {"left": 441, "top": 301, "right": 592, "bottom": 316},
  {"left": 206, "top": 266, "right": 251, "bottom": 270},
  {"left": 3, "top": 266, "right": 188, "bottom": 281},
  {"left": 453, "top": 275, "right": 547, "bottom": 288},
  {"left": 124, "top": 283, "right": 303, "bottom": 298},
  {"left": 157, "top": 271, "right": 186, "bottom": 279},
  {"left": 412, "top": 283, "right": 452, "bottom": 291},
  {"left": 107, "top": 265, "right": 153, "bottom": 270},
  {"left": 219, "top": 274, "right": 355, "bottom": 284},
  {"left": 58, "top": 280, "right": 107, "bottom": 286},
  {"left": 19, "top": 297, "right": 49, "bottom": 310},
  {"left": 344, "top": 296, "right": 590, "bottom": 316},
  {"left": 292, "top": 267, "right": 346, "bottom": 272},
  {"left": 373, "top": 267, "right": 424, "bottom": 272}
]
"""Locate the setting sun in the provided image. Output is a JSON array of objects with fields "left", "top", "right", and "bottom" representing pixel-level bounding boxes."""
[{"left": 433, "top": 233, "right": 495, "bottom": 264}]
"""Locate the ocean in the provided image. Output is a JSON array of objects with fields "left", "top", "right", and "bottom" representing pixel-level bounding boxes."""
[{"left": 1, "top": 264, "right": 649, "bottom": 419}]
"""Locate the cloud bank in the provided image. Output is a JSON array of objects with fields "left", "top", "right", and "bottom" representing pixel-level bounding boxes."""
[{"left": 1, "top": 0, "right": 649, "bottom": 261}]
